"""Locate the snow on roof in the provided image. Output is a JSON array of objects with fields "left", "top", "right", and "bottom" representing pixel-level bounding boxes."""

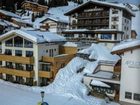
[
  {"left": 79, "top": 43, "right": 120, "bottom": 62},
  {"left": 64, "top": 29, "right": 89, "bottom": 32},
  {"left": 65, "top": 0, "right": 135, "bottom": 16},
  {"left": 0, "top": 20, "right": 8, "bottom": 27},
  {"left": 112, "top": 39, "right": 140, "bottom": 53},
  {"left": 0, "top": 29, "right": 66, "bottom": 43},
  {"left": 0, "top": 19, "right": 19, "bottom": 28},
  {"left": 132, "top": 10, "right": 140, "bottom": 39},
  {"left": 92, "top": 71, "right": 113, "bottom": 79},
  {"left": 90, "top": 79, "right": 111, "bottom": 88},
  {"left": 48, "top": 2, "right": 77, "bottom": 23},
  {"left": 0, "top": 9, "right": 20, "bottom": 18},
  {"left": 63, "top": 42, "right": 78, "bottom": 47},
  {"left": 12, "top": 18, "right": 32, "bottom": 25},
  {"left": 83, "top": 61, "right": 98, "bottom": 74},
  {"left": 129, "top": 4, "right": 139, "bottom": 11}
]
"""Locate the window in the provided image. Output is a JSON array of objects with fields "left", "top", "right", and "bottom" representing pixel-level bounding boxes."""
[
  {"left": 26, "top": 64, "right": 33, "bottom": 71},
  {"left": 125, "top": 92, "right": 132, "bottom": 99},
  {"left": 42, "top": 64, "right": 51, "bottom": 71},
  {"left": 100, "top": 34, "right": 112, "bottom": 40},
  {"left": 15, "top": 63, "right": 23, "bottom": 70},
  {"left": 14, "top": 36, "right": 23, "bottom": 47},
  {"left": 26, "top": 51, "right": 33, "bottom": 57},
  {"left": 6, "top": 62, "right": 13, "bottom": 68},
  {"left": 5, "top": 38, "right": 13, "bottom": 47},
  {"left": 49, "top": 49, "right": 54, "bottom": 57},
  {"left": 5, "top": 49, "right": 12, "bottom": 55},
  {"left": 24, "top": 39, "right": 33, "bottom": 48},
  {"left": 112, "top": 17, "right": 119, "bottom": 21},
  {"left": 112, "top": 9, "right": 118, "bottom": 14},
  {"left": 134, "top": 93, "right": 140, "bottom": 101},
  {"left": 15, "top": 50, "right": 22, "bottom": 56}
]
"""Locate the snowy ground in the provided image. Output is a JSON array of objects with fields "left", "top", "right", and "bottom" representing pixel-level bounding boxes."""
[{"left": 0, "top": 44, "right": 120, "bottom": 105}]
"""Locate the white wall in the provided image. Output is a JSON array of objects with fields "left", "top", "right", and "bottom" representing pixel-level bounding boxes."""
[{"left": 120, "top": 49, "right": 140, "bottom": 104}]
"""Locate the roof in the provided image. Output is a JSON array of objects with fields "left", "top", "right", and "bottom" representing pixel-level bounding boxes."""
[
  {"left": 64, "top": 0, "right": 135, "bottom": 16},
  {"left": 0, "top": 9, "right": 20, "bottom": 18},
  {"left": 0, "top": 29, "right": 66, "bottom": 43},
  {"left": 112, "top": 39, "right": 140, "bottom": 54},
  {"left": 63, "top": 28, "right": 124, "bottom": 34}
]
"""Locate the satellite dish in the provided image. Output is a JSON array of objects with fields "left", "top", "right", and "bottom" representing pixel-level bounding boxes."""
[{"left": 41, "top": 102, "right": 49, "bottom": 105}]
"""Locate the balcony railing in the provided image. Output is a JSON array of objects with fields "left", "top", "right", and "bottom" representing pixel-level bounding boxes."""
[
  {"left": 0, "top": 54, "right": 34, "bottom": 64},
  {"left": 38, "top": 70, "right": 53, "bottom": 78},
  {"left": 0, "top": 67, "right": 34, "bottom": 78}
]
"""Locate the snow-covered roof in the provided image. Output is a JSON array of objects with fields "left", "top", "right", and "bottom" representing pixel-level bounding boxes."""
[
  {"left": 0, "top": 9, "right": 20, "bottom": 18},
  {"left": 92, "top": 71, "right": 113, "bottom": 79},
  {"left": 79, "top": 43, "right": 120, "bottom": 62},
  {"left": 0, "top": 29, "right": 66, "bottom": 43},
  {"left": 90, "top": 79, "right": 111, "bottom": 88},
  {"left": 65, "top": 0, "right": 135, "bottom": 16},
  {"left": 35, "top": 14, "right": 68, "bottom": 25},
  {"left": 48, "top": 2, "right": 77, "bottom": 24},
  {"left": 112, "top": 39, "right": 140, "bottom": 54},
  {"left": 0, "top": 19, "right": 19, "bottom": 28},
  {"left": 12, "top": 18, "right": 32, "bottom": 25}
]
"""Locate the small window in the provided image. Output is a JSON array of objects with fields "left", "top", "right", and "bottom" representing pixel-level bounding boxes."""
[
  {"left": 14, "top": 36, "right": 23, "bottom": 47},
  {"left": 15, "top": 50, "right": 22, "bottom": 56},
  {"left": 26, "top": 51, "right": 33, "bottom": 57},
  {"left": 134, "top": 93, "right": 140, "bottom": 101},
  {"left": 5, "top": 49, "right": 12, "bottom": 55},
  {"left": 42, "top": 64, "right": 51, "bottom": 71},
  {"left": 24, "top": 39, "right": 33, "bottom": 48},
  {"left": 46, "top": 50, "right": 48, "bottom": 53},
  {"left": 125, "top": 92, "right": 132, "bottom": 99},
  {"left": 5, "top": 38, "right": 13, "bottom": 47},
  {"left": 26, "top": 64, "right": 33, "bottom": 71}
]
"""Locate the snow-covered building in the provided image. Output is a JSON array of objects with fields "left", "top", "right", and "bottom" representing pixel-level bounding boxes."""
[
  {"left": 34, "top": 14, "right": 69, "bottom": 34},
  {"left": 0, "top": 29, "right": 75, "bottom": 86},
  {"left": 21, "top": 1, "right": 48, "bottom": 13},
  {"left": 63, "top": 0, "right": 135, "bottom": 49},
  {"left": 112, "top": 39, "right": 140, "bottom": 105}
]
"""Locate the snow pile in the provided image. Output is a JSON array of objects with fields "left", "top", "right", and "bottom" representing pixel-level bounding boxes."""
[
  {"left": 112, "top": 39, "right": 140, "bottom": 52},
  {"left": 79, "top": 43, "right": 120, "bottom": 61},
  {"left": 63, "top": 42, "right": 78, "bottom": 47}
]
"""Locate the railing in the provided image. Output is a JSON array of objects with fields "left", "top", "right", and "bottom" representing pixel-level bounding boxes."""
[
  {"left": 0, "top": 67, "right": 34, "bottom": 78},
  {"left": 0, "top": 54, "right": 34, "bottom": 64},
  {"left": 38, "top": 70, "right": 53, "bottom": 78}
]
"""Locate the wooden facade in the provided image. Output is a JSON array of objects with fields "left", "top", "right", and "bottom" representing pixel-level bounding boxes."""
[
  {"left": 0, "top": 67, "right": 34, "bottom": 78},
  {"left": 41, "top": 54, "right": 75, "bottom": 77},
  {"left": 0, "top": 54, "right": 34, "bottom": 64},
  {"left": 22, "top": 1, "right": 48, "bottom": 13}
]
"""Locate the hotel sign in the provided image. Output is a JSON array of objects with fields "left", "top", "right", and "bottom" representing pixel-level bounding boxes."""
[{"left": 125, "top": 60, "right": 140, "bottom": 69}]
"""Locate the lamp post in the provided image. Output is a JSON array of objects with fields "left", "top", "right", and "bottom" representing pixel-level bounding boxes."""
[{"left": 41, "top": 91, "right": 45, "bottom": 103}]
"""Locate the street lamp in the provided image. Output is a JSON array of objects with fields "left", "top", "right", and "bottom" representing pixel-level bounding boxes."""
[{"left": 41, "top": 91, "right": 45, "bottom": 103}]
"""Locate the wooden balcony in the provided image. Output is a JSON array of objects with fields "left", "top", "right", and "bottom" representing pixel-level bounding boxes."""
[
  {"left": 38, "top": 71, "right": 53, "bottom": 78},
  {"left": 0, "top": 54, "right": 34, "bottom": 64},
  {"left": 0, "top": 67, "right": 34, "bottom": 78}
]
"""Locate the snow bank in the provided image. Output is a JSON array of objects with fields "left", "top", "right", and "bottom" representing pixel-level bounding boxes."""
[{"left": 79, "top": 43, "right": 120, "bottom": 62}]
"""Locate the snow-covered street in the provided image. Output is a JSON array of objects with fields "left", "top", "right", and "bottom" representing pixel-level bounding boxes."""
[{"left": 0, "top": 80, "right": 87, "bottom": 105}]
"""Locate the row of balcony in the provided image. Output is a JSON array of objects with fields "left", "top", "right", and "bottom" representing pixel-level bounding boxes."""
[
  {"left": 0, "top": 67, "right": 52, "bottom": 78},
  {"left": 0, "top": 54, "right": 34, "bottom": 64}
]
